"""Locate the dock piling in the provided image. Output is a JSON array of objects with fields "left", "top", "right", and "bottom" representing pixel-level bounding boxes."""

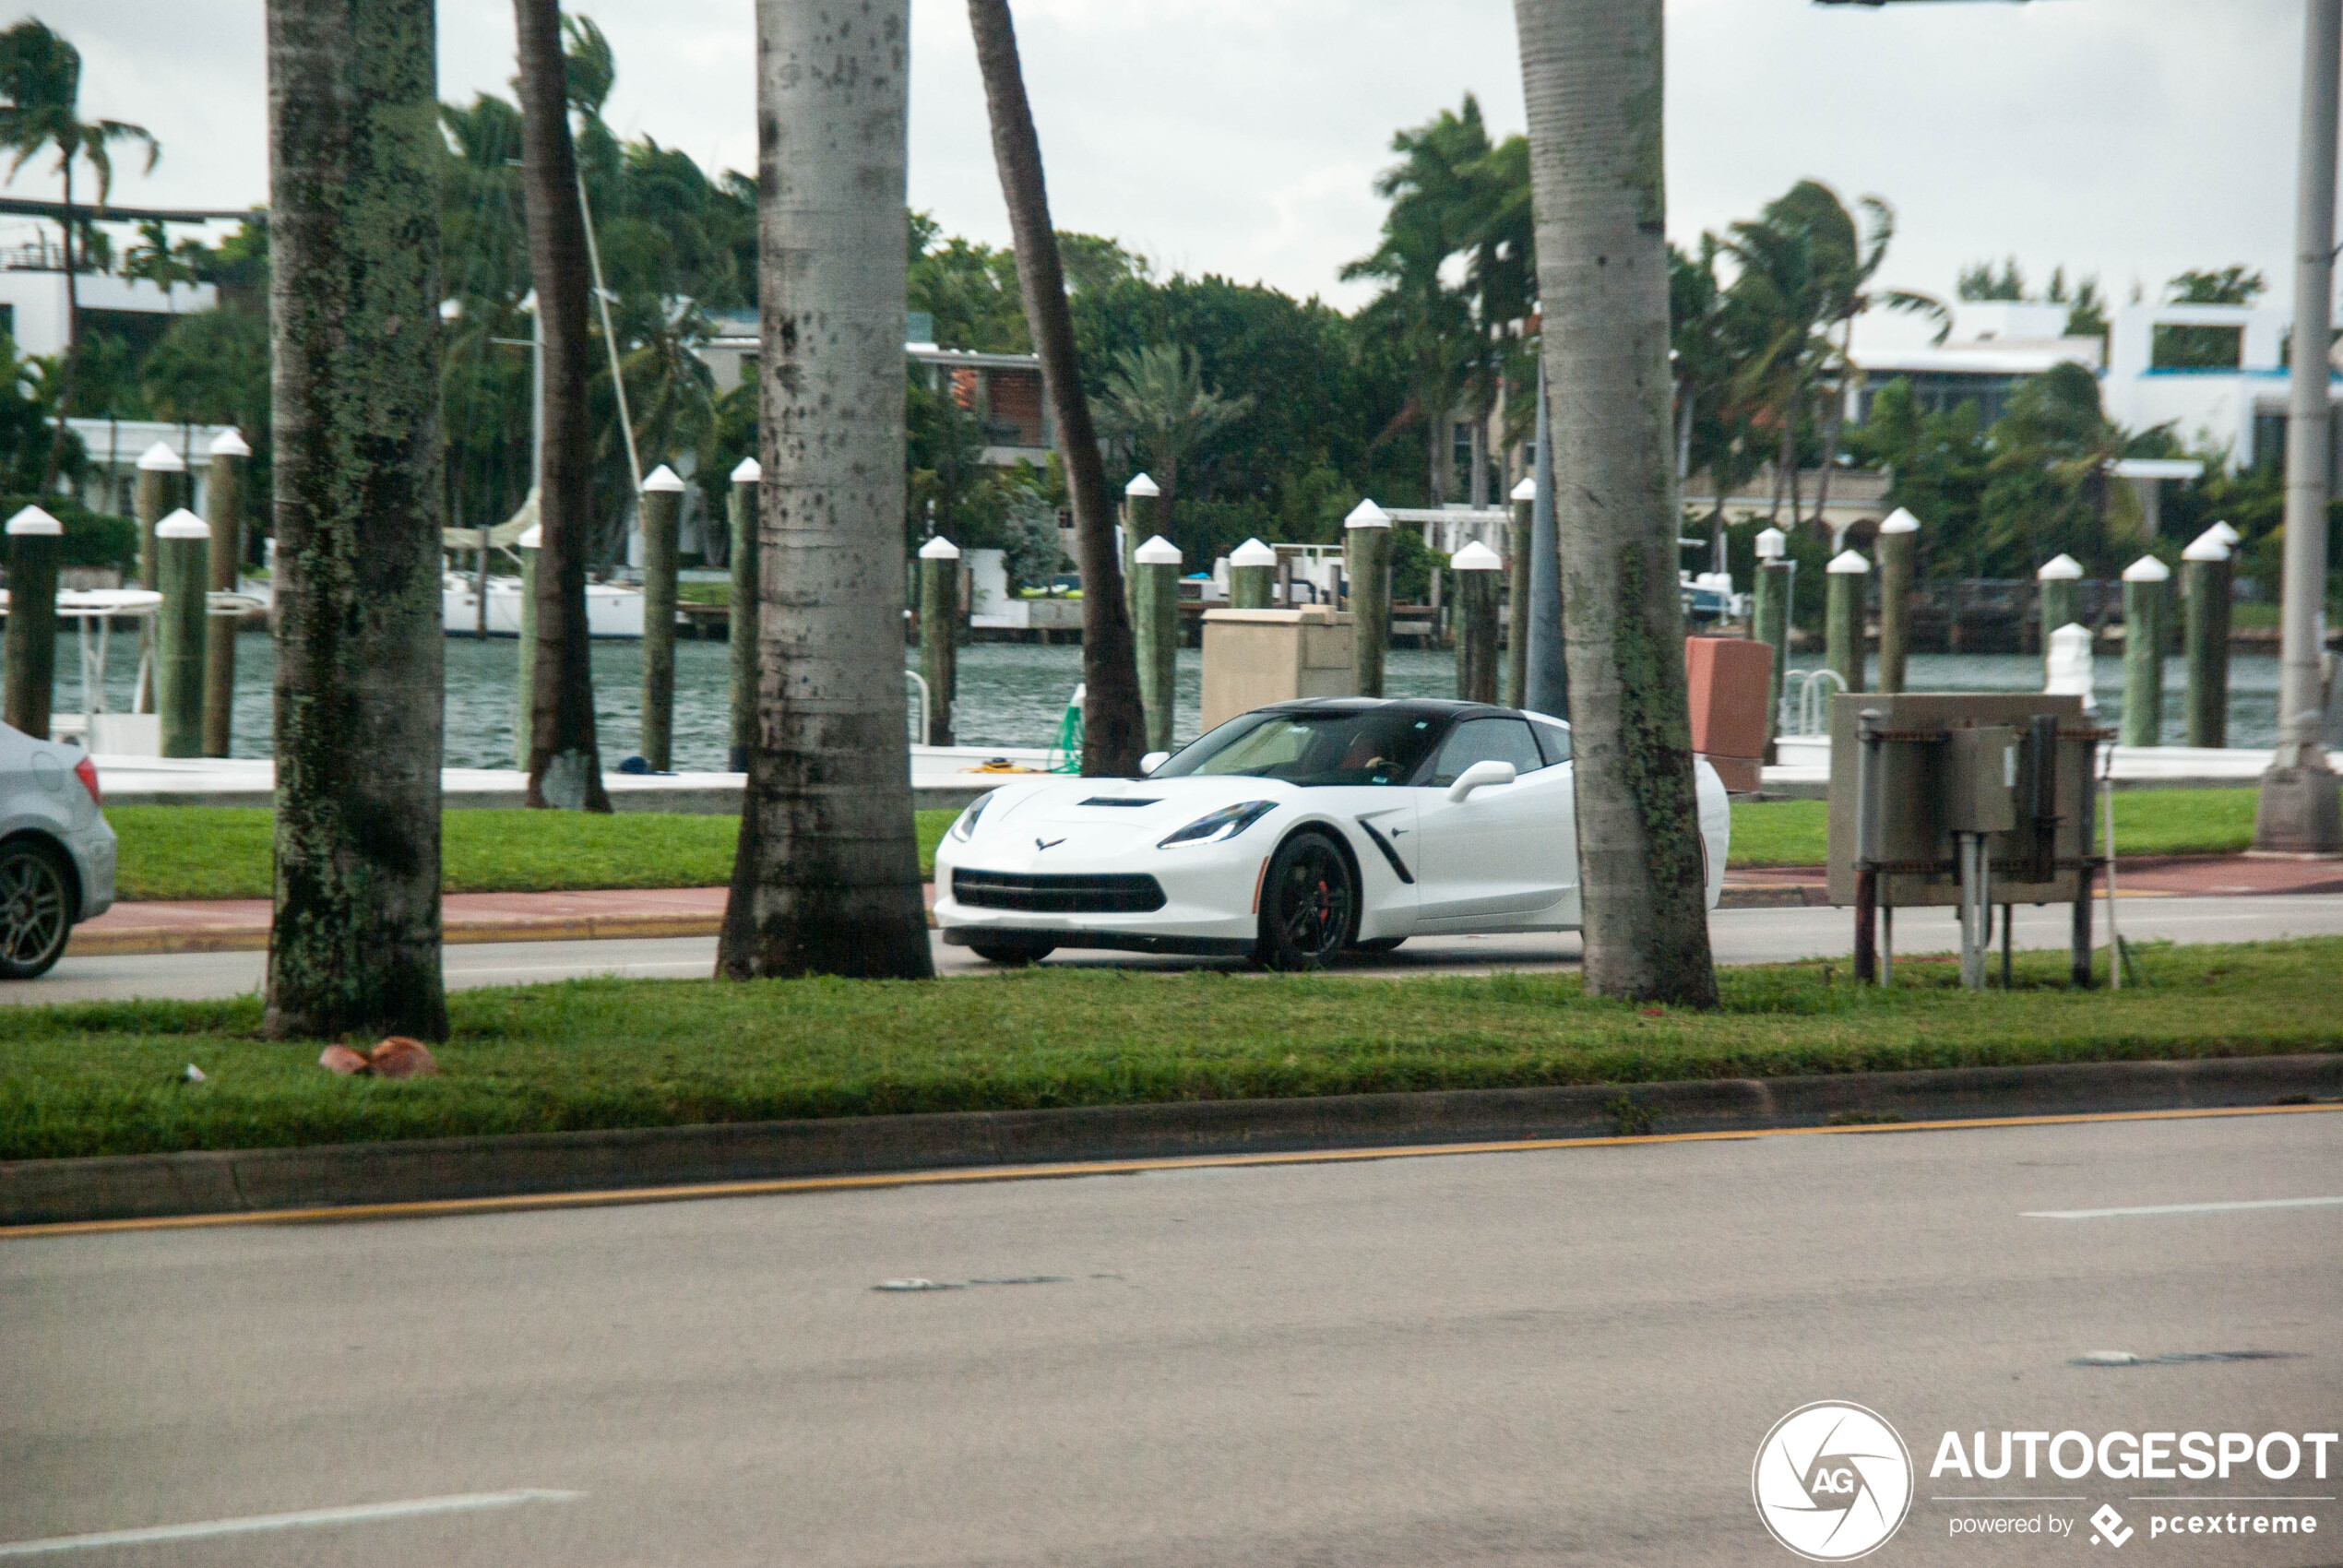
[{"left": 637, "top": 465, "right": 684, "bottom": 771}]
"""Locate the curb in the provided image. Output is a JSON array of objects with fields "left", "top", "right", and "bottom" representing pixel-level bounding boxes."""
[
  {"left": 4, "top": 1053, "right": 2336, "bottom": 1230},
  {"left": 65, "top": 914, "right": 730, "bottom": 957}
]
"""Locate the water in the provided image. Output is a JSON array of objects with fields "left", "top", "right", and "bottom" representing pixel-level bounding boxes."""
[{"left": 51, "top": 632, "right": 2283, "bottom": 769}]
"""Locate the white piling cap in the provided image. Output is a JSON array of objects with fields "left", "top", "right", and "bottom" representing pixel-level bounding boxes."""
[
  {"left": 730, "top": 456, "right": 761, "bottom": 483},
  {"left": 1229, "top": 537, "right": 1277, "bottom": 568},
  {"left": 1878, "top": 506, "right": 1921, "bottom": 535},
  {"left": 1509, "top": 475, "right": 1538, "bottom": 503},
  {"left": 1135, "top": 534, "right": 1183, "bottom": 565},
  {"left": 641, "top": 464, "right": 685, "bottom": 493},
  {"left": 2121, "top": 555, "right": 2171, "bottom": 583},
  {"left": 208, "top": 428, "right": 251, "bottom": 458},
  {"left": 1124, "top": 472, "right": 1160, "bottom": 499},
  {"left": 1754, "top": 526, "right": 1788, "bottom": 561},
  {"left": 156, "top": 507, "right": 210, "bottom": 540},
  {"left": 2208, "top": 520, "right": 2242, "bottom": 548},
  {"left": 2036, "top": 552, "right": 2084, "bottom": 580},
  {"left": 2182, "top": 529, "right": 2232, "bottom": 562},
  {"left": 1344, "top": 499, "right": 1391, "bottom": 529},
  {"left": 137, "top": 440, "right": 185, "bottom": 473},
  {"left": 1826, "top": 550, "right": 1870, "bottom": 575},
  {"left": 918, "top": 535, "right": 961, "bottom": 561},
  {"left": 1449, "top": 540, "right": 1502, "bottom": 572},
  {"left": 517, "top": 524, "right": 542, "bottom": 550},
  {"left": 6, "top": 505, "right": 62, "bottom": 536},
  {"left": 2044, "top": 622, "right": 2098, "bottom": 709}
]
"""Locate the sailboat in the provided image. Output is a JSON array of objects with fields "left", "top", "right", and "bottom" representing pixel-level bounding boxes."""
[{"left": 443, "top": 486, "right": 645, "bottom": 638}]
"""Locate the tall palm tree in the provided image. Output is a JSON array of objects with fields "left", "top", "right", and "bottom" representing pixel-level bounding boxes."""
[
  {"left": 263, "top": 0, "right": 447, "bottom": 1039},
  {"left": 0, "top": 19, "right": 157, "bottom": 490},
  {"left": 513, "top": 0, "right": 611, "bottom": 811},
  {"left": 967, "top": 0, "right": 1146, "bottom": 777},
  {"left": 1093, "top": 343, "right": 1253, "bottom": 528},
  {"left": 717, "top": 0, "right": 933, "bottom": 980},
  {"left": 1514, "top": 0, "right": 1717, "bottom": 1007}
]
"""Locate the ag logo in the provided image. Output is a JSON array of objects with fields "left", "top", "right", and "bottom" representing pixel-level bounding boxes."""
[{"left": 1753, "top": 1401, "right": 1914, "bottom": 1561}]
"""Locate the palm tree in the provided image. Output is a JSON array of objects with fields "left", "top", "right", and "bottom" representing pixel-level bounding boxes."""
[
  {"left": 1093, "top": 344, "right": 1253, "bottom": 529},
  {"left": 967, "top": 0, "right": 1146, "bottom": 777},
  {"left": 513, "top": 0, "right": 611, "bottom": 811},
  {"left": 0, "top": 19, "right": 157, "bottom": 491},
  {"left": 717, "top": 0, "right": 933, "bottom": 980},
  {"left": 262, "top": 0, "right": 447, "bottom": 1040},
  {"left": 1514, "top": 0, "right": 1718, "bottom": 1007}
]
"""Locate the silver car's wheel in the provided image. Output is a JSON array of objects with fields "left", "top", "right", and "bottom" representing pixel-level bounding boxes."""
[{"left": 0, "top": 838, "right": 74, "bottom": 980}]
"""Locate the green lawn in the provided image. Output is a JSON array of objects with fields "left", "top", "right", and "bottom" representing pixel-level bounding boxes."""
[
  {"left": 1727, "top": 788, "right": 2262, "bottom": 868},
  {"left": 111, "top": 807, "right": 961, "bottom": 901},
  {"left": 2, "top": 938, "right": 2334, "bottom": 1161}
]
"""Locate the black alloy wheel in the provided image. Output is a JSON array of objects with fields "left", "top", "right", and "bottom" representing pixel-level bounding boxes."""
[
  {"left": 0, "top": 838, "right": 74, "bottom": 980},
  {"left": 969, "top": 938, "right": 1057, "bottom": 967},
  {"left": 1256, "top": 831, "right": 1355, "bottom": 971}
]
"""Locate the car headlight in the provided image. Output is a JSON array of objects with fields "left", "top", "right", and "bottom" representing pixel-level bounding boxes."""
[
  {"left": 1158, "top": 800, "right": 1276, "bottom": 849},
  {"left": 950, "top": 792, "right": 994, "bottom": 842}
]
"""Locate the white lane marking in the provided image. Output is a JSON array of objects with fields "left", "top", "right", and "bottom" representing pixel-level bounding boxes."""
[
  {"left": 2023, "top": 1195, "right": 2343, "bottom": 1220},
  {"left": 0, "top": 1490, "right": 583, "bottom": 1557}
]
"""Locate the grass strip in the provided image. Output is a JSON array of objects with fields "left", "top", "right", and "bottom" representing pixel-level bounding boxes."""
[
  {"left": 1, "top": 937, "right": 2334, "bottom": 1162},
  {"left": 1728, "top": 788, "right": 2260, "bottom": 868},
  {"left": 109, "top": 807, "right": 961, "bottom": 901}
]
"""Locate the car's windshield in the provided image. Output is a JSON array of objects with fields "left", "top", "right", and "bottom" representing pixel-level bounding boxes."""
[{"left": 1151, "top": 708, "right": 1445, "bottom": 787}]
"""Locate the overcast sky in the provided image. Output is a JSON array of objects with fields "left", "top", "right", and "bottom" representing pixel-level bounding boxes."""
[{"left": 51, "top": 0, "right": 2310, "bottom": 336}]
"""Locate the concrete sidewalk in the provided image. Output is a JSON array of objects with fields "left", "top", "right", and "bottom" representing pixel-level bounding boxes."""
[{"left": 64, "top": 858, "right": 2342, "bottom": 957}]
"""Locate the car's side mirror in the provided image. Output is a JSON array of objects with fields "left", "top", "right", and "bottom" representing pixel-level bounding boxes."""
[
  {"left": 1446, "top": 759, "right": 1516, "bottom": 802},
  {"left": 1139, "top": 751, "right": 1170, "bottom": 775}
]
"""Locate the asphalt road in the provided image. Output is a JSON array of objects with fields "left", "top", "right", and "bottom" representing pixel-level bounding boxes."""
[
  {"left": 12, "top": 894, "right": 2343, "bottom": 1004},
  {"left": 6, "top": 1111, "right": 2338, "bottom": 1565}
]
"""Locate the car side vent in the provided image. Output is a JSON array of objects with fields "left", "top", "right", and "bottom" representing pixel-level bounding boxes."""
[{"left": 1078, "top": 797, "right": 1160, "bottom": 808}]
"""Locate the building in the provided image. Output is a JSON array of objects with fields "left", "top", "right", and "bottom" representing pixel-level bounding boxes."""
[
  {"left": 62, "top": 419, "right": 241, "bottom": 518},
  {"left": 1848, "top": 302, "right": 2105, "bottom": 431},
  {"left": 0, "top": 261, "right": 215, "bottom": 362},
  {"left": 2096, "top": 300, "right": 2338, "bottom": 475}
]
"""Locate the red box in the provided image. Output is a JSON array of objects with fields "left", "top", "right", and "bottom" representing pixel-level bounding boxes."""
[{"left": 1684, "top": 636, "right": 1772, "bottom": 790}]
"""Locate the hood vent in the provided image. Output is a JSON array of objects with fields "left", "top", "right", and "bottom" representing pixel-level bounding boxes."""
[{"left": 1078, "top": 797, "right": 1161, "bottom": 808}]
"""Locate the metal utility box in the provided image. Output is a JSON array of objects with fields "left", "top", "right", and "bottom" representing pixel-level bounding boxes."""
[
  {"left": 1199, "top": 607, "right": 1355, "bottom": 731},
  {"left": 1943, "top": 726, "right": 2017, "bottom": 835},
  {"left": 1826, "top": 694, "right": 2095, "bottom": 909}
]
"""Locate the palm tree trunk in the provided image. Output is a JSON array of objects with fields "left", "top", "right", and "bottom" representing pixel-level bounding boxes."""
[
  {"left": 968, "top": 0, "right": 1145, "bottom": 776},
  {"left": 513, "top": 0, "right": 611, "bottom": 812},
  {"left": 1814, "top": 320, "right": 1853, "bottom": 541},
  {"left": 717, "top": 0, "right": 933, "bottom": 980},
  {"left": 40, "top": 164, "right": 78, "bottom": 492},
  {"left": 1514, "top": 0, "right": 1718, "bottom": 1007},
  {"left": 262, "top": 0, "right": 448, "bottom": 1039}
]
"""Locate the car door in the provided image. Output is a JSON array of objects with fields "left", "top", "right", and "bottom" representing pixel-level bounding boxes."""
[{"left": 1410, "top": 716, "right": 1576, "bottom": 927}]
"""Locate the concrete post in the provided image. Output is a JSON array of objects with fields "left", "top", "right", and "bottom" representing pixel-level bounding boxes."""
[
  {"left": 2257, "top": 0, "right": 2343, "bottom": 851},
  {"left": 1826, "top": 549, "right": 1869, "bottom": 695},
  {"left": 2037, "top": 553, "right": 2083, "bottom": 685},
  {"left": 1133, "top": 533, "right": 1183, "bottom": 755},
  {"left": 2120, "top": 555, "right": 2171, "bottom": 748},
  {"left": 917, "top": 534, "right": 960, "bottom": 747},
  {"left": 201, "top": 428, "right": 249, "bottom": 756},
  {"left": 636, "top": 464, "right": 684, "bottom": 771},
  {"left": 727, "top": 457, "right": 760, "bottom": 771},
  {"left": 1753, "top": 526, "right": 1791, "bottom": 761},
  {"left": 1875, "top": 506, "right": 1919, "bottom": 694},
  {"left": 514, "top": 523, "right": 541, "bottom": 770},
  {"left": 1506, "top": 474, "right": 1534, "bottom": 707},
  {"left": 1345, "top": 499, "right": 1392, "bottom": 697},
  {"left": 154, "top": 508, "right": 210, "bottom": 757},
  {"left": 1450, "top": 540, "right": 1502, "bottom": 704},
  {"left": 1123, "top": 473, "right": 1160, "bottom": 622},
  {"left": 2182, "top": 528, "right": 2233, "bottom": 749},
  {"left": 1228, "top": 536, "right": 1275, "bottom": 610},
  {"left": 3, "top": 505, "right": 62, "bottom": 740}
]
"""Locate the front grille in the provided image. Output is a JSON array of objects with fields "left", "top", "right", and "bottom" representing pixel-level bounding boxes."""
[{"left": 952, "top": 869, "right": 1167, "bottom": 914}]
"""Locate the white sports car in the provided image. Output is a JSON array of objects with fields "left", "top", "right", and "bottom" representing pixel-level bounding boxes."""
[{"left": 934, "top": 698, "right": 1730, "bottom": 969}]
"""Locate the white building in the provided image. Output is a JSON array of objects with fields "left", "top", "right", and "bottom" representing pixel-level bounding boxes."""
[
  {"left": 0, "top": 267, "right": 215, "bottom": 362},
  {"left": 63, "top": 419, "right": 241, "bottom": 518},
  {"left": 1849, "top": 302, "right": 2105, "bottom": 430}
]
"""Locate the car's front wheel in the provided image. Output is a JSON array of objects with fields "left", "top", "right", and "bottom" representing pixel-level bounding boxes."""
[
  {"left": 1255, "top": 830, "right": 1354, "bottom": 971},
  {"left": 968, "top": 938, "right": 1056, "bottom": 967},
  {"left": 0, "top": 837, "right": 75, "bottom": 980}
]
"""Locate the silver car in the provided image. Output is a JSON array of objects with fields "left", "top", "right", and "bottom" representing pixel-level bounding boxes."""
[{"left": 0, "top": 722, "right": 116, "bottom": 978}]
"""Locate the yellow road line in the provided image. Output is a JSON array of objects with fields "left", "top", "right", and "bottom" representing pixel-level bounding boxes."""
[{"left": 6, "top": 1100, "right": 2337, "bottom": 1242}]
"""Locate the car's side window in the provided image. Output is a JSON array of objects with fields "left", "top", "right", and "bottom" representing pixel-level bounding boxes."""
[
  {"left": 1531, "top": 721, "right": 1571, "bottom": 767},
  {"left": 1426, "top": 718, "right": 1543, "bottom": 788}
]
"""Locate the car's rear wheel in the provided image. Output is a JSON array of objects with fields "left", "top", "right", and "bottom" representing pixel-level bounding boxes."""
[
  {"left": 0, "top": 837, "right": 75, "bottom": 980},
  {"left": 969, "top": 938, "right": 1056, "bottom": 967},
  {"left": 1255, "top": 831, "right": 1354, "bottom": 971}
]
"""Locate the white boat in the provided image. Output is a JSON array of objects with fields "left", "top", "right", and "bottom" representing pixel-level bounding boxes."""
[{"left": 442, "top": 573, "right": 645, "bottom": 639}]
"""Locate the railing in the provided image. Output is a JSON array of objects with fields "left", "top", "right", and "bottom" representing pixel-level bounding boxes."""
[
  {"left": 905, "top": 669, "right": 929, "bottom": 744},
  {"left": 1780, "top": 668, "right": 1846, "bottom": 738}
]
